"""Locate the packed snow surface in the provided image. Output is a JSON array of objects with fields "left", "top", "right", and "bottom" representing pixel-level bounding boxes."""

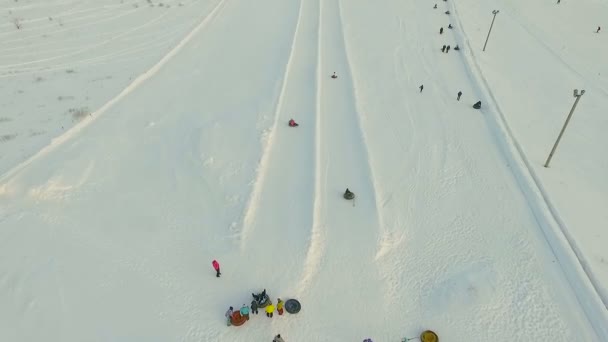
[{"left": 1, "top": 0, "right": 607, "bottom": 341}]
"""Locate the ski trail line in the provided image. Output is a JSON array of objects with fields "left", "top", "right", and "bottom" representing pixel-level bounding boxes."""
[
  {"left": 238, "top": 0, "right": 305, "bottom": 250},
  {"left": 296, "top": 0, "right": 385, "bottom": 322},
  {"left": 449, "top": 1, "right": 608, "bottom": 338},
  {"left": 297, "top": 0, "right": 325, "bottom": 296},
  {"left": 336, "top": 0, "right": 385, "bottom": 257},
  {"left": 0, "top": 0, "right": 229, "bottom": 184}
]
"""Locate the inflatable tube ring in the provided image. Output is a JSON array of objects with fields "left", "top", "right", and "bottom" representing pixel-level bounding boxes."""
[{"left": 284, "top": 299, "right": 301, "bottom": 314}]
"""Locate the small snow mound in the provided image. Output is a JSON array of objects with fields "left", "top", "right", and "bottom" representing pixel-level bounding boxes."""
[
  {"left": 375, "top": 231, "right": 405, "bottom": 260},
  {"left": 203, "top": 157, "right": 214, "bottom": 166},
  {"left": 260, "top": 128, "right": 272, "bottom": 143},
  {"left": 424, "top": 262, "right": 497, "bottom": 312}
]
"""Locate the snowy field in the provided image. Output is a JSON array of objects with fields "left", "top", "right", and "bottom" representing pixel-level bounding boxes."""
[{"left": 1, "top": 0, "right": 607, "bottom": 341}]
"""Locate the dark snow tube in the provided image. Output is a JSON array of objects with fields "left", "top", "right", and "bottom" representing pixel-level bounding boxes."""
[
  {"left": 256, "top": 294, "right": 270, "bottom": 308},
  {"left": 344, "top": 192, "right": 355, "bottom": 200},
  {"left": 284, "top": 299, "right": 301, "bottom": 314}
]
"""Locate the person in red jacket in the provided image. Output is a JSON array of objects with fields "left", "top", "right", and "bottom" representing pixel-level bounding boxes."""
[
  {"left": 289, "top": 119, "right": 299, "bottom": 127},
  {"left": 212, "top": 260, "right": 221, "bottom": 277}
]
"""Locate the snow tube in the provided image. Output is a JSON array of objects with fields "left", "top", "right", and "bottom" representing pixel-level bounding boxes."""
[
  {"left": 254, "top": 294, "right": 271, "bottom": 308},
  {"left": 284, "top": 299, "right": 301, "bottom": 314},
  {"left": 231, "top": 311, "right": 247, "bottom": 327},
  {"left": 420, "top": 330, "right": 438, "bottom": 342},
  {"left": 344, "top": 191, "right": 355, "bottom": 200}
]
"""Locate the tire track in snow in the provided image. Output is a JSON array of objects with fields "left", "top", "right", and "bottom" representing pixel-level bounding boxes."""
[
  {"left": 295, "top": 0, "right": 385, "bottom": 321},
  {"left": 336, "top": 0, "right": 388, "bottom": 282},
  {"left": 448, "top": 1, "right": 608, "bottom": 338},
  {"left": 238, "top": 0, "right": 307, "bottom": 251},
  {"left": 0, "top": 0, "right": 229, "bottom": 184},
  {"left": 297, "top": 0, "right": 325, "bottom": 295}
]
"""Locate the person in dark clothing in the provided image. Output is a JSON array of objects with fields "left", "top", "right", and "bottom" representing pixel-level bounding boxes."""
[
  {"left": 433, "top": 4, "right": 437, "bottom": 9},
  {"left": 448, "top": 24, "right": 453, "bottom": 29},
  {"left": 457, "top": 91, "right": 462, "bottom": 101},
  {"left": 446, "top": 45, "right": 450, "bottom": 53},
  {"left": 442, "top": 45, "right": 446, "bottom": 52},
  {"left": 251, "top": 300, "right": 259, "bottom": 314},
  {"left": 445, "top": 10, "right": 450, "bottom": 15},
  {"left": 440, "top": 27, "right": 443, "bottom": 34},
  {"left": 454, "top": 45, "right": 460, "bottom": 50},
  {"left": 473, "top": 101, "right": 481, "bottom": 109},
  {"left": 419, "top": 84, "right": 424, "bottom": 92},
  {"left": 597, "top": 26, "right": 601, "bottom": 33}
]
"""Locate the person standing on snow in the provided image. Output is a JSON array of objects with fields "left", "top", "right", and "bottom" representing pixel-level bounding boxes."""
[
  {"left": 250, "top": 300, "right": 259, "bottom": 315},
  {"left": 277, "top": 298, "right": 285, "bottom": 315},
  {"left": 240, "top": 304, "right": 250, "bottom": 320},
  {"left": 273, "top": 334, "right": 285, "bottom": 342},
  {"left": 442, "top": 45, "right": 446, "bottom": 52},
  {"left": 265, "top": 301, "right": 275, "bottom": 318},
  {"left": 446, "top": 45, "right": 450, "bottom": 53},
  {"left": 440, "top": 27, "right": 444, "bottom": 34},
  {"left": 419, "top": 84, "right": 424, "bottom": 93},
  {"left": 457, "top": 91, "right": 462, "bottom": 101},
  {"left": 212, "top": 260, "right": 221, "bottom": 277},
  {"left": 225, "top": 306, "right": 234, "bottom": 326},
  {"left": 597, "top": 26, "right": 601, "bottom": 33}
]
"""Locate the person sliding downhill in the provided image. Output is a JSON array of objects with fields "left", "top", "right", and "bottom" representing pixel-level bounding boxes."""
[{"left": 289, "top": 119, "right": 299, "bottom": 127}]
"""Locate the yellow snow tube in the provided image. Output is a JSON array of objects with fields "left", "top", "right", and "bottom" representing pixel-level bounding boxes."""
[{"left": 420, "top": 330, "right": 438, "bottom": 342}]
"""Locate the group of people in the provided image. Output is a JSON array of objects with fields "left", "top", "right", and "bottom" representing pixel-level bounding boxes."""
[
  {"left": 418, "top": 3, "right": 483, "bottom": 109},
  {"left": 213, "top": 262, "right": 289, "bottom": 340}
]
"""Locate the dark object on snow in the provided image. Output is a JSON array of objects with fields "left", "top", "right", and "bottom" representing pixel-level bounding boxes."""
[
  {"left": 454, "top": 45, "right": 460, "bottom": 51},
  {"left": 252, "top": 290, "right": 270, "bottom": 308},
  {"left": 448, "top": 24, "right": 453, "bottom": 29},
  {"left": 457, "top": 91, "right": 462, "bottom": 101},
  {"left": 597, "top": 26, "right": 601, "bottom": 33},
  {"left": 344, "top": 188, "right": 355, "bottom": 200},
  {"left": 433, "top": 4, "right": 437, "bottom": 9},
  {"left": 439, "top": 27, "right": 443, "bottom": 34},
  {"left": 289, "top": 119, "right": 299, "bottom": 127},
  {"left": 419, "top": 84, "right": 424, "bottom": 92},
  {"left": 442, "top": 45, "right": 446, "bottom": 52},
  {"left": 250, "top": 300, "right": 259, "bottom": 314},
  {"left": 446, "top": 45, "right": 450, "bottom": 53},
  {"left": 331, "top": 72, "right": 338, "bottom": 79},
  {"left": 473, "top": 101, "right": 481, "bottom": 109},
  {"left": 445, "top": 11, "right": 450, "bottom": 15},
  {"left": 284, "top": 299, "right": 301, "bottom": 314}
]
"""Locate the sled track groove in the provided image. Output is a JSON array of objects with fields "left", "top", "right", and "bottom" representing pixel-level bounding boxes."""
[
  {"left": 297, "top": 0, "right": 325, "bottom": 295},
  {"left": 448, "top": 1, "right": 608, "bottom": 338},
  {"left": 0, "top": 0, "right": 229, "bottom": 183},
  {"left": 238, "top": 0, "right": 305, "bottom": 250},
  {"left": 335, "top": 0, "right": 385, "bottom": 264}
]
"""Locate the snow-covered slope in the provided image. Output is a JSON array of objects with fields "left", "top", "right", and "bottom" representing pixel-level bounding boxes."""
[
  {"left": 1, "top": 0, "right": 607, "bottom": 341},
  {"left": 452, "top": 0, "right": 608, "bottom": 312}
]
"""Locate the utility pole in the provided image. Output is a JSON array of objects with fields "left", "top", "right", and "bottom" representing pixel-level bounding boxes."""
[
  {"left": 483, "top": 10, "right": 500, "bottom": 52},
  {"left": 544, "top": 89, "right": 586, "bottom": 168}
]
